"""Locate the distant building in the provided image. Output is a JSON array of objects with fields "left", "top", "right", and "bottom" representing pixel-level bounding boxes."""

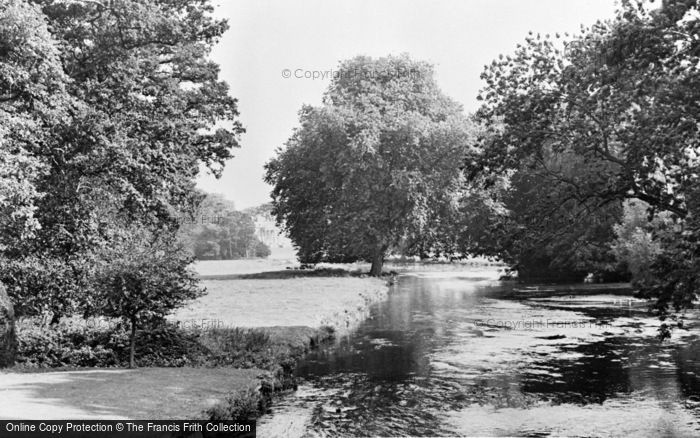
[{"left": 253, "top": 213, "right": 292, "bottom": 248}]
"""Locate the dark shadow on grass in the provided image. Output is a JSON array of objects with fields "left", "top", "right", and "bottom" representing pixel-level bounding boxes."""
[
  {"left": 201, "top": 267, "right": 368, "bottom": 280},
  {"left": 503, "top": 282, "right": 634, "bottom": 299}
]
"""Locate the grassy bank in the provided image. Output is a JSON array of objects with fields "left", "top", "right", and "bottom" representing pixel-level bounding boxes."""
[
  {"left": 5, "top": 267, "right": 390, "bottom": 422},
  {"left": 172, "top": 270, "right": 390, "bottom": 420},
  {"left": 6, "top": 320, "right": 338, "bottom": 421},
  {"left": 202, "top": 325, "right": 337, "bottom": 421},
  {"left": 171, "top": 275, "right": 389, "bottom": 333}
]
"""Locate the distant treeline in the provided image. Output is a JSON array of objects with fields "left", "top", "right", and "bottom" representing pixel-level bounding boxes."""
[{"left": 179, "top": 194, "right": 270, "bottom": 260}]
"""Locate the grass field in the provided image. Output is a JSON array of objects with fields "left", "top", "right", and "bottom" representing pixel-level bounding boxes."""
[
  {"left": 171, "top": 276, "right": 388, "bottom": 331},
  {"left": 193, "top": 246, "right": 298, "bottom": 277}
]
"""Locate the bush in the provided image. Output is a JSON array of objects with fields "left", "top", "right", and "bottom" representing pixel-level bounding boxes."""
[
  {"left": 197, "top": 328, "right": 274, "bottom": 368},
  {"left": 14, "top": 318, "right": 332, "bottom": 372},
  {"left": 0, "top": 283, "right": 16, "bottom": 367},
  {"left": 15, "top": 318, "right": 206, "bottom": 368},
  {"left": 131, "top": 322, "right": 207, "bottom": 367},
  {"left": 206, "top": 386, "right": 269, "bottom": 422},
  {"left": 15, "top": 318, "right": 122, "bottom": 368},
  {"left": 252, "top": 239, "right": 271, "bottom": 258}
]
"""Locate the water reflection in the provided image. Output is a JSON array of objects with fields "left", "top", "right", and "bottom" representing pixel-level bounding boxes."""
[{"left": 258, "top": 269, "right": 700, "bottom": 437}]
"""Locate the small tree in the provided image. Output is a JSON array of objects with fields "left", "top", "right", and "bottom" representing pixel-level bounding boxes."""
[{"left": 95, "top": 229, "right": 203, "bottom": 368}]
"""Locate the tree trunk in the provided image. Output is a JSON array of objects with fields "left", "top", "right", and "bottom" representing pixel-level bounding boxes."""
[
  {"left": 370, "top": 246, "right": 385, "bottom": 277},
  {"left": 129, "top": 316, "right": 137, "bottom": 369}
]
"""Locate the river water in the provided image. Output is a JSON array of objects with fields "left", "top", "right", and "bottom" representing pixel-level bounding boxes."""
[{"left": 258, "top": 268, "right": 700, "bottom": 437}]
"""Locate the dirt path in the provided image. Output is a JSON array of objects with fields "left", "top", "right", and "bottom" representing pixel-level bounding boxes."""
[{"left": 0, "top": 368, "right": 262, "bottom": 420}]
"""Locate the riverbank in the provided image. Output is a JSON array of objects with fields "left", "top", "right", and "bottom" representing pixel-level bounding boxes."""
[
  {"left": 172, "top": 271, "right": 390, "bottom": 420},
  {"left": 1, "top": 263, "right": 391, "bottom": 421}
]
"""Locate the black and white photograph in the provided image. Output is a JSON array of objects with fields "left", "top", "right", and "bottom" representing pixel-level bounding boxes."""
[{"left": 1, "top": 0, "right": 700, "bottom": 436}]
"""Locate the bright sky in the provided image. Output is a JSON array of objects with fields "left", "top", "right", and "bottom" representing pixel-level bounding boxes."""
[{"left": 197, "top": 0, "right": 618, "bottom": 209}]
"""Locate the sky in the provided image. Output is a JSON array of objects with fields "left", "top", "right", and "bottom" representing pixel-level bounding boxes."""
[{"left": 196, "top": 0, "right": 619, "bottom": 209}]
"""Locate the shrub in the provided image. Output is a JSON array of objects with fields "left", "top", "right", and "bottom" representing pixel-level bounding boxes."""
[
  {"left": 14, "top": 318, "right": 205, "bottom": 368},
  {"left": 14, "top": 318, "right": 332, "bottom": 372},
  {"left": 129, "top": 322, "right": 207, "bottom": 367},
  {"left": 15, "top": 318, "right": 122, "bottom": 368},
  {"left": 252, "top": 240, "right": 271, "bottom": 258},
  {"left": 205, "top": 386, "right": 269, "bottom": 422},
  {"left": 197, "top": 328, "right": 275, "bottom": 369}
]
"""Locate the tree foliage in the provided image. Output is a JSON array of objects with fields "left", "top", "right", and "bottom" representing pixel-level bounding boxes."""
[
  {"left": 0, "top": 0, "right": 243, "bottom": 319},
  {"left": 610, "top": 200, "right": 668, "bottom": 279},
  {"left": 30, "top": 0, "right": 244, "bottom": 251},
  {"left": 266, "top": 55, "right": 471, "bottom": 275},
  {"left": 470, "top": 0, "right": 700, "bottom": 325},
  {"left": 94, "top": 227, "right": 203, "bottom": 368},
  {"left": 0, "top": 0, "right": 67, "bottom": 253}
]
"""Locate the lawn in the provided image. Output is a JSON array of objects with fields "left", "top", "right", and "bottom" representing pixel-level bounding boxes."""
[
  {"left": 193, "top": 246, "right": 298, "bottom": 278},
  {"left": 170, "top": 277, "right": 388, "bottom": 331}
]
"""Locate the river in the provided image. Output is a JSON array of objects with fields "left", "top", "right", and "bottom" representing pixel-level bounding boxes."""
[{"left": 258, "top": 268, "right": 700, "bottom": 437}]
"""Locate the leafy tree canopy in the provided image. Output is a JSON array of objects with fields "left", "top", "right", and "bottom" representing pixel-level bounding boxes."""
[
  {"left": 0, "top": 0, "right": 243, "bottom": 319},
  {"left": 266, "top": 55, "right": 472, "bottom": 275},
  {"left": 0, "top": 0, "right": 69, "bottom": 252},
  {"left": 470, "top": 0, "right": 700, "bottom": 327}
]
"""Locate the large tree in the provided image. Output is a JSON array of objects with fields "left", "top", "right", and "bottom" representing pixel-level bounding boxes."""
[
  {"left": 473, "top": 1, "right": 699, "bottom": 217},
  {"left": 470, "top": 0, "right": 700, "bottom": 325},
  {"left": 30, "top": 0, "right": 244, "bottom": 248},
  {"left": 0, "top": 0, "right": 244, "bottom": 317},
  {"left": 265, "top": 55, "right": 470, "bottom": 275}
]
